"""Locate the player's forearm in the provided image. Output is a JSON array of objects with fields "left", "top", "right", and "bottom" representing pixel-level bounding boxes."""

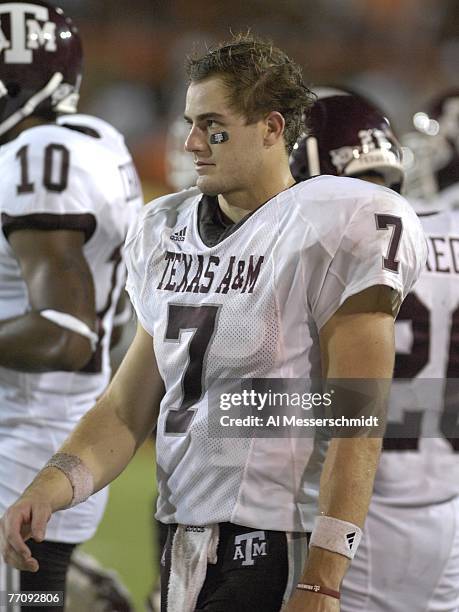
[
  {"left": 14, "top": 325, "right": 161, "bottom": 515},
  {"left": 19, "top": 393, "right": 139, "bottom": 513},
  {"left": 0, "top": 312, "right": 92, "bottom": 371},
  {"left": 308, "top": 294, "right": 394, "bottom": 588},
  {"left": 301, "top": 437, "right": 382, "bottom": 588},
  {"left": 59, "top": 393, "right": 139, "bottom": 493},
  {"left": 321, "top": 436, "right": 382, "bottom": 524},
  {"left": 54, "top": 326, "right": 161, "bottom": 495}
]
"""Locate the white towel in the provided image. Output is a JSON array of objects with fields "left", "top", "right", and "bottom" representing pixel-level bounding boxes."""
[{"left": 167, "top": 524, "right": 219, "bottom": 612}]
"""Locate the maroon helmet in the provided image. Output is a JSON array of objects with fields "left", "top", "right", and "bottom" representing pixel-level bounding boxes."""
[
  {"left": 0, "top": 0, "right": 82, "bottom": 138},
  {"left": 408, "top": 90, "right": 459, "bottom": 194},
  {"left": 290, "top": 87, "right": 404, "bottom": 192}
]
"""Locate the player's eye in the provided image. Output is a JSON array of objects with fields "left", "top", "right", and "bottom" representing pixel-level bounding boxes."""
[{"left": 206, "top": 119, "right": 219, "bottom": 129}]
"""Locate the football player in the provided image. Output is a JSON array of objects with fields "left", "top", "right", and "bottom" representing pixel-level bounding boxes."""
[
  {"left": 291, "top": 87, "right": 459, "bottom": 611},
  {"left": 0, "top": 34, "right": 426, "bottom": 612},
  {"left": 0, "top": 1, "right": 142, "bottom": 610}
]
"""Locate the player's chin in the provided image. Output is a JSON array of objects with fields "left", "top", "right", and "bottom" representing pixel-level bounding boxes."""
[{"left": 196, "top": 175, "right": 221, "bottom": 196}]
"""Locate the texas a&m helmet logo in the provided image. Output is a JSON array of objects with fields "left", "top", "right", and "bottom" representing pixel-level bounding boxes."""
[
  {"left": 0, "top": 2, "right": 82, "bottom": 137},
  {"left": 0, "top": 3, "right": 57, "bottom": 63}
]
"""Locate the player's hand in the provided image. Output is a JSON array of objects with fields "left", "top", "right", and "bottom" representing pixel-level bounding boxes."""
[
  {"left": 284, "top": 589, "right": 340, "bottom": 611},
  {"left": 0, "top": 496, "right": 52, "bottom": 572}
]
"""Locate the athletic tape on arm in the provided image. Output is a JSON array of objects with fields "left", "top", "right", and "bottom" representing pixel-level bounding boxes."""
[
  {"left": 40, "top": 309, "right": 98, "bottom": 352},
  {"left": 44, "top": 452, "right": 94, "bottom": 507}
]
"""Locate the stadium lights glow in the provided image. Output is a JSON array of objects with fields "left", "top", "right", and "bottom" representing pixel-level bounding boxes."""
[{"left": 413, "top": 112, "right": 440, "bottom": 136}]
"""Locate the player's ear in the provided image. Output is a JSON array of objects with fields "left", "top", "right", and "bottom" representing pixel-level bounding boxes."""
[{"left": 263, "top": 111, "right": 285, "bottom": 147}]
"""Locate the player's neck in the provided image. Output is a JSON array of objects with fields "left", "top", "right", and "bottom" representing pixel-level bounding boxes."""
[{"left": 217, "top": 169, "right": 296, "bottom": 223}]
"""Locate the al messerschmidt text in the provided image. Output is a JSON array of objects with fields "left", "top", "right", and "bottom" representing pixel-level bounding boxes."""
[{"left": 220, "top": 415, "right": 380, "bottom": 427}]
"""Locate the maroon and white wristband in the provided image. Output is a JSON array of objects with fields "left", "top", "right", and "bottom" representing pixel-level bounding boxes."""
[{"left": 296, "top": 583, "right": 341, "bottom": 600}]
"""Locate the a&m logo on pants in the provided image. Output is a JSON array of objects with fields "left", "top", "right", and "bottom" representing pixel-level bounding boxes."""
[{"left": 233, "top": 530, "right": 267, "bottom": 566}]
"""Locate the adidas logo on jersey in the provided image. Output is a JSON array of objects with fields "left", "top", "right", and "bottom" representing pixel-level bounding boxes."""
[
  {"left": 346, "top": 531, "right": 357, "bottom": 549},
  {"left": 185, "top": 525, "right": 205, "bottom": 533},
  {"left": 170, "top": 227, "right": 187, "bottom": 242}
]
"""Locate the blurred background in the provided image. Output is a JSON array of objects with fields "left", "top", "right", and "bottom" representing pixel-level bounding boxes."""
[
  {"left": 57, "top": 0, "right": 459, "bottom": 608},
  {"left": 58, "top": 0, "right": 459, "bottom": 201}
]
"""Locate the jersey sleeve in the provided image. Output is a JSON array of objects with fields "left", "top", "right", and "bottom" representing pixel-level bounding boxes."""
[
  {"left": 124, "top": 189, "right": 200, "bottom": 337},
  {"left": 310, "top": 193, "right": 427, "bottom": 330},
  {"left": 2, "top": 129, "right": 99, "bottom": 242},
  {"left": 124, "top": 206, "right": 155, "bottom": 336}
]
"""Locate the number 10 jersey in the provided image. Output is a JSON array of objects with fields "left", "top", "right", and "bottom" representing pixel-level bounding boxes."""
[{"left": 0, "top": 115, "right": 142, "bottom": 454}]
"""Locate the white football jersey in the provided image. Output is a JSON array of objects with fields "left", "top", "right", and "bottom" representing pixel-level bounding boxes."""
[
  {"left": 374, "top": 207, "right": 459, "bottom": 505},
  {"left": 125, "top": 176, "right": 426, "bottom": 531},
  {"left": 0, "top": 114, "right": 142, "bottom": 464}
]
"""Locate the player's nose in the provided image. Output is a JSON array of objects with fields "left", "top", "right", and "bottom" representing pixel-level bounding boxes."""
[{"left": 184, "top": 125, "right": 209, "bottom": 154}]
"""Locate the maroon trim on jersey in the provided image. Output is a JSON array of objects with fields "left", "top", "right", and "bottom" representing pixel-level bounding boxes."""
[
  {"left": 198, "top": 195, "right": 240, "bottom": 247},
  {"left": 60, "top": 123, "right": 102, "bottom": 139},
  {"left": 417, "top": 211, "right": 440, "bottom": 217},
  {"left": 197, "top": 183, "right": 300, "bottom": 248},
  {"left": 1, "top": 212, "right": 97, "bottom": 243}
]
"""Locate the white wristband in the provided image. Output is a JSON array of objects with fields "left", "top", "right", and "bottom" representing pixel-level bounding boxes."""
[{"left": 310, "top": 515, "right": 362, "bottom": 559}]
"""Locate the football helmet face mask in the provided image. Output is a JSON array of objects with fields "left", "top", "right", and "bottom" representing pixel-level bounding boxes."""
[
  {"left": 290, "top": 87, "right": 404, "bottom": 192},
  {"left": 0, "top": 0, "right": 82, "bottom": 138},
  {"left": 408, "top": 90, "right": 459, "bottom": 194},
  {"left": 401, "top": 130, "right": 441, "bottom": 202}
]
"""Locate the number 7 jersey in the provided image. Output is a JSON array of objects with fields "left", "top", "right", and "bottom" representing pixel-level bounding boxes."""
[{"left": 125, "top": 176, "right": 426, "bottom": 531}]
